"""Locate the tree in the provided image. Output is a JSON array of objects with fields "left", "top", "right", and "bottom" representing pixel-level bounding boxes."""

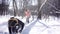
[
  {"left": 13, "top": 0, "right": 18, "bottom": 16},
  {"left": 0, "top": 0, "right": 9, "bottom": 15}
]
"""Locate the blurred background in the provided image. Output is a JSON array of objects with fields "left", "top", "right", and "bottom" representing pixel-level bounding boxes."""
[
  {"left": 0, "top": 0, "right": 60, "bottom": 34},
  {"left": 0, "top": 0, "right": 60, "bottom": 19}
]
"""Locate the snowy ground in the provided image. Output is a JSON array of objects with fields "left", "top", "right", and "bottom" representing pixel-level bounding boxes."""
[{"left": 0, "top": 15, "right": 60, "bottom": 34}]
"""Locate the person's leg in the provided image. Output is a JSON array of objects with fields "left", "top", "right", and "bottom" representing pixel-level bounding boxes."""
[
  {"left": 12, "top": 27, "right": 16, "bottom": 33},
  {"left": 8, "top": 27, "right": 11, "bottom": 34},
  {"left": 16, "top": 26, "right": 19, "bottom": 33},
  {"left": 26, "top": 17, "right": 29, "bottom": 23}
]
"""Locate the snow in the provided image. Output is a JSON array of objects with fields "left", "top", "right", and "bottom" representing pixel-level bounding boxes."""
[{"left": 0, "top": 15, "right": 60, "bottom": 34}]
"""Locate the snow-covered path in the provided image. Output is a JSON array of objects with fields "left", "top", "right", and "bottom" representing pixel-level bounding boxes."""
[{"left": 0, "top": 15, "right": 60, "bottom": 34}]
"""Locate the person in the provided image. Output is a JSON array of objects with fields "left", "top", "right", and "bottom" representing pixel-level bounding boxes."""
[
  {"left": 8, "top": 17, "right": 24, "bottom": 34},
  {"left": 24, "top": 9, "right": 31, "bottom": 23}
]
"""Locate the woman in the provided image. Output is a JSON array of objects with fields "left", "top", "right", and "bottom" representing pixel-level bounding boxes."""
[{"left": 8, "top": 17, "right": 24, "bottom": 34}]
